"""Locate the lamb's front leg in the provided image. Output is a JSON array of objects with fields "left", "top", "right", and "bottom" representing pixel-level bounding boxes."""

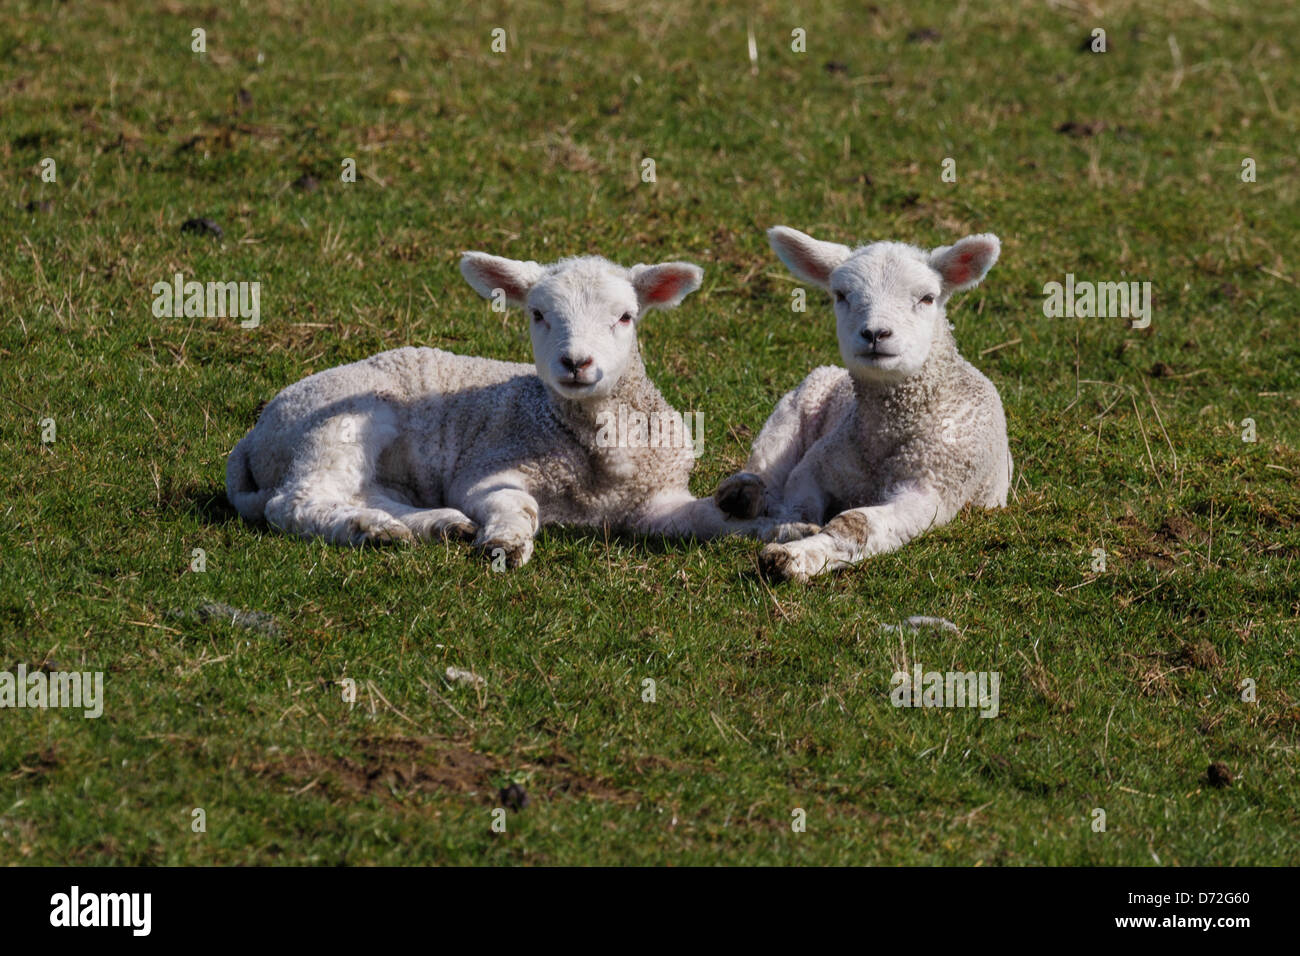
[
  {"left": 462, "top": 480, "right": 540, "bottom": 569},
  {"left": 759, "top": 487, "right": 945, "bottom": 583},
  {"left": 635, "top": 491, "right": 818, "bottom": 543},
  {"left": 714, "top": 385, "right": 814, "bottom": 520},
  {"left": 715, "top": 368, "right": 847, "bottom": 520}
]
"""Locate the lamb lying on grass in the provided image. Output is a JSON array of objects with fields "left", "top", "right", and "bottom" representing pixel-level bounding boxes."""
[
  {"left": 227, "top": 252, "right": 810, "bottom": 567},
  {"left": 714, "top": 227, "right": 1013, "bottom": 583}
]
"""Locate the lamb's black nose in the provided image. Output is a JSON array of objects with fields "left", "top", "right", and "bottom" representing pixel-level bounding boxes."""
[
  {"left": 859, "top": 327, "right": 891, "bottom": 344},
  {"left": 560, "top": 355, "right": 594, "bottom": 373}
]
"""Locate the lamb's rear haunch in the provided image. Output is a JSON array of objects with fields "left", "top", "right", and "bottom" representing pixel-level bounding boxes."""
[
  {"left": 715, "top": 227, "right": 1013, "bottom": 583},
  {"left": 226, "top": 253, "right": 807, "bottom": 567}
]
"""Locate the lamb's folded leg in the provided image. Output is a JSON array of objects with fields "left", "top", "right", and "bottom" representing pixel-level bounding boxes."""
[
  {"left": 264, "top": 486, "right": 414, "bottom": 546},
  {"left": 715, "top": 376, "right": 834, "bottom": 519},
  {"left": 462, "top": 481, "right": 540, "bottom": 568},
  {"left": 759, "top": 486, "right": 946, "bottom": 583},
  {"left": 366, "top": 492, "right": 478, "bottom": 542},
  {"left": 636, "top": 490, "right": 819, "bottom": 543}
]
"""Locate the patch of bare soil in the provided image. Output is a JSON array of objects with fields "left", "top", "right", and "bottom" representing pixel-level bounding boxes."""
[
  {"left": 252, "top": 735, "right": 629, "bottom": 808},
  {"left": 1116, "top": 513, "right": 1208, "bottom": 570}
]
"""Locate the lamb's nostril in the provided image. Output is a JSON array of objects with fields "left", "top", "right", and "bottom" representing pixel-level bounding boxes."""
[
  {"left": 875, "top": 329, "right": 892, "bottom": 340},
  {"left": 561, "top": 355, "right": 594, "bottom": 373},
  {"left": 859, "top": 328, "right": 875, "bottom": 343}
]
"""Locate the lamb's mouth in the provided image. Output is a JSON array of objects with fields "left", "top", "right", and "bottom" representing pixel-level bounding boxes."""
[
  {"left": 557, "top": 377, "right": 598, "bottom": 390},
  {"left": 856, "top": 350, "right": 898, "bottom": 360}
]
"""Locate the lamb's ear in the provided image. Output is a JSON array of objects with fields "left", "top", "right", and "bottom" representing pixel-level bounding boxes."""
[
  {"left": 630, "top": 262, "right": 704, "bottom": 312},
  {"left": 767, "top": 226, "right": 852, "bottom": 290},
  {"left": 459, "top": 252, "right": 545, "bottom": 307},
  {"left": 929, "top": 234, "right": 1000, "bottom": 298}
]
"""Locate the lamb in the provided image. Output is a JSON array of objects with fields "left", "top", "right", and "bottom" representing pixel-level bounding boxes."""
[
  {"left": 713, "top": 226, "right": 1013, "bottom": 583},
  {"left": 226, "top": 252, "right": 810, "bottom": 567}
]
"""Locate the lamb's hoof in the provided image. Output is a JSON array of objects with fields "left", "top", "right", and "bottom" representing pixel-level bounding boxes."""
[
  {"left": 478, "top": 536, "right": 533, "bottom": 570},
  {"left": 715, "top": 471, "right": 766, "bottom": 520},
  {"left": 763, "top": 521, "right": 821, "bottom": 544},
  {"left": 351, "top": 513, "right": 414, "bottom": 546},
  {"left": 758, "top": 543, "right": 809, "bottom": 584},
  {"left": 439, "top": 519, "right": 478, "bottom": 543}
]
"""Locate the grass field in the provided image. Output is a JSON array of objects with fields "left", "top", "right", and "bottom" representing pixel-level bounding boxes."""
[{"left": 2, "top": 0, "right": 1298, "bottom": 865}]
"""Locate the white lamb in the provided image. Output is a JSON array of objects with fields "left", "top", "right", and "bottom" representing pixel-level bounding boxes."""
[
  {"left": 226, "top": 252, "right": 808, "bottom": 567},
  {"left": 714, "top": 226, "right": 1013, "bottom": 583}
]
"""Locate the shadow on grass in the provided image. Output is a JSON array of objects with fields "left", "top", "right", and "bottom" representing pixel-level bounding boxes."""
[
  {"left": 533, "top": 523, "right": 759, "bottom": 558},
  {"left": 174, "top": 484, "right": 241, "bottom": 526}
]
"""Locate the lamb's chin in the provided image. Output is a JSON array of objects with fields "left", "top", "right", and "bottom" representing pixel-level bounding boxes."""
[{"left": 845, "top": 356, "right": 909, "bottom": 384}]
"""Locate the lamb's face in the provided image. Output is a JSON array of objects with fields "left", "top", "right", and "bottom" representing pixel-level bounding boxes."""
[
  {"left": 524, "top": 261, "right": 641, "bottom": 400},
  {"left": 768, "top": 226, "right": 1001, "bottom": 385},
  {"left": 459, "top": 253, "right": 704, "bottom": 402},
  {"left": 829, "top": 245, "right": 944, "bottom": 383}
]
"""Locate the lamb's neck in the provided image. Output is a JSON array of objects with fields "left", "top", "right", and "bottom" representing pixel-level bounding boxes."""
[
  {"left": 547, "top": 352, "right": 672, "bottom": 444},
  {"left": 851, "top": 332, "right": 962, "bottom": 436}
]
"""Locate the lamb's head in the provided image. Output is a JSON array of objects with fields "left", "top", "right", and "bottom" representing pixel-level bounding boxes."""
[
  {"left": 768, "top": 226, "right": 1000, "bottom": 384},
  {"left": 460, "top": 253, "right": 703, "bottom": 400}
]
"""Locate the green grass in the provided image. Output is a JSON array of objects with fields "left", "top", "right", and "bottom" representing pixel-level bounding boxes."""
[{"left": 2, "top": 0, "right": 1298, "bottom": 865}]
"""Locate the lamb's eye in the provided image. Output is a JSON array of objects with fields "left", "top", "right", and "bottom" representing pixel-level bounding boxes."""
[
  {"left": 618, "top": 312, "right": 634, "bottom": 324},
  {"left": 919, "top": 294, "right": 936, "bottom": 306},
  {"left": 532, "top": 309, "right": 545, "bottom": 323},
  {"left": 834, "top": 290, "right": 847, "bottom": 303}
]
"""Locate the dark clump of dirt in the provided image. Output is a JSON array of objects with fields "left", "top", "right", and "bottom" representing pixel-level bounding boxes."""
[
  {"left": 1206, "top": 762, "right": 1233, "bottom": 788},
  {"left": 292, "top": 173, "right": 320, "bottom": 193},
  {"left": 9, "top": 747, "right": 60, "bottom": 780},
  {"left": 255, "top": 736, "right": 628, "bottom": 810},
  {"left": 1148, "top": 361, "right": 1177, "bottom": 377},
  {"left": 1158, "top": 515, "right": 1208, "bottom": 547},
  {"left": 906, "top": 28, "right": 941, "bottom": 44},
  {"left": 499, "top": 782, "right": 529, "bottom": 811},
  {"left": 24, "top": 199, "right": 53, "bottom": 214},
  {"left": 180, "top": 217, "right": 223, "bottom": 239},
  {"left": 1056, "top": 119, "right": 1130, "bottom": 138},
  {"left": 1057, "top": 119, "right": 1103, "bottom": 137},
  {"left": 1179, "top": 639, "right": 1222, "bottom": 671},
  {"left": 823, "top": 61, "right": 848, "bottom": 74}
]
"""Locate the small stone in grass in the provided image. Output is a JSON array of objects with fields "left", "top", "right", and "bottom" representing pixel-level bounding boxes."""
[
  {"left": 180, "top": 217, "right": 223, "bottom": 239},
  {"left": 167, "top": 601, "right": 280, "bottom": 637},
  {"left": 1206, "top": 762, "right": 1233, "bottom": 788},
  {"left": 880, "top": 616, "right": 960, "bottom": 635},
  {"left": 445, "top": 666, "right": 486, "bottom": 688}
]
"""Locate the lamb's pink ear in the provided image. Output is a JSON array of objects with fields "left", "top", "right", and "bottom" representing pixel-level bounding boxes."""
[
  {"left": 459, "top": 252, "right": 545, "bottom": 307},
  {"left": 929, "top": 234, "right": 1000, "bottom": 297},
  {"left": 630, "top": 262, "right": 704, "bottom": 311},
  {"left": 767, "top": 226, "right": 852, "bottom": 290}
]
